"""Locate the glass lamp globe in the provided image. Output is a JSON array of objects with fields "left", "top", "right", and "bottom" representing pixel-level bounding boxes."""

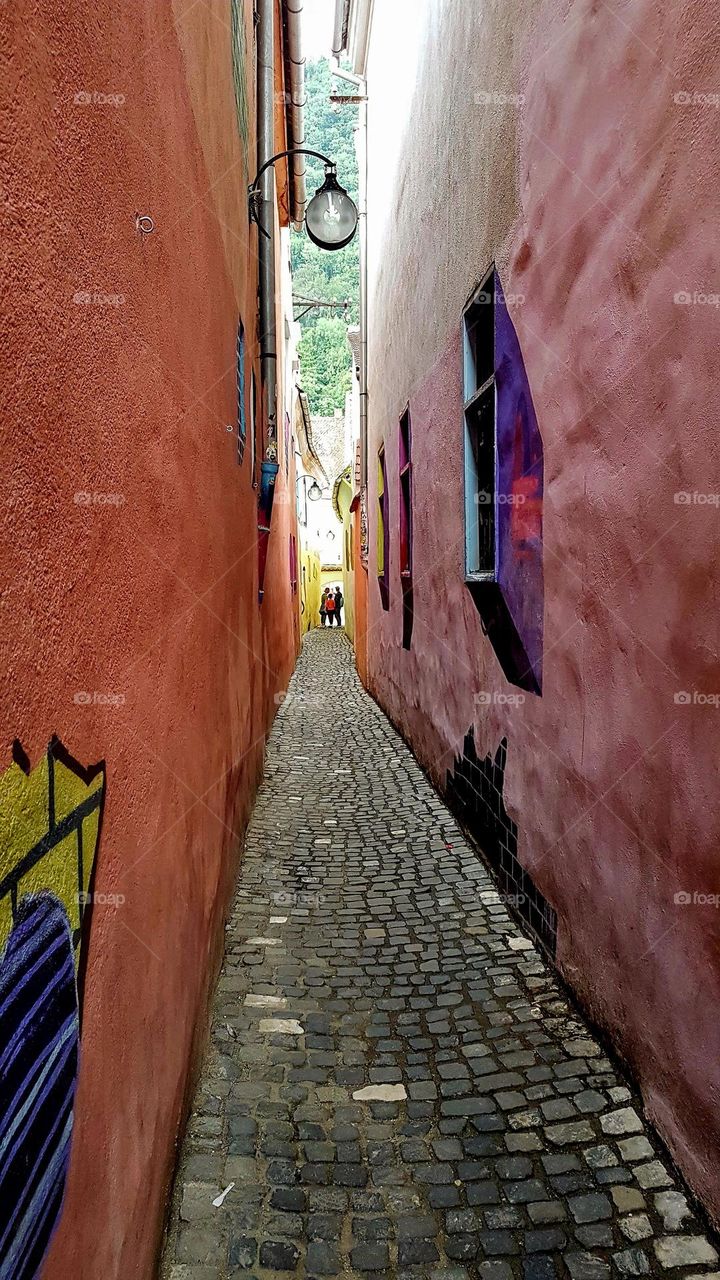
[
  {"left": 308, "top": 480, "right": 323, "bottom": 501},
  {"left": 305, "top": 168, "right": 358, "bottom": 251}
]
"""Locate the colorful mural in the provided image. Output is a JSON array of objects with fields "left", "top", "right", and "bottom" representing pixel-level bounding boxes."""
[
  {"left": 0, "top": 739, "right": 105, "bottom": 1280},
  {"left": 494, "top": 272, "right": 544, "bottom": 690},
  {"left": 469, "top": 271, "right": 544, "bottom": 694}
]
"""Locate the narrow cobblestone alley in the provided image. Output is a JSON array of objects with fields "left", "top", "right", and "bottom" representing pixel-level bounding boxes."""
[{"left": 163, "top": 632, "right": 718, "bottom": 1280}]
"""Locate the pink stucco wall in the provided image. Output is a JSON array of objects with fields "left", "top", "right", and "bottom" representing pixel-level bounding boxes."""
[
  {"left": 1, "top": 2, "right": 298, "bottom": 1276},
  {"left": 364, "top": 0, "right": 720, "bottom": 1223}
]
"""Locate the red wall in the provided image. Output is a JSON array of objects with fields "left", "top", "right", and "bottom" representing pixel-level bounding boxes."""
[
  {"left": 1, "top": 2, "right": 298, "bottom": 1275},
  {"left": 364, "top": 0, "right": 720, "bottom": 1225}
]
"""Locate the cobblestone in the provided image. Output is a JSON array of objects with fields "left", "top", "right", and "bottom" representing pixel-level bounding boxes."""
[{"left": 162, "top": 632, "right": 718, "bottom": 1277}]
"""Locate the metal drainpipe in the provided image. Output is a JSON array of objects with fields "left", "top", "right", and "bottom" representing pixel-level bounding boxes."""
[
  {"left": 331, "top": 60, "right": 368, "bottom": 494},
  {"left": 257, "top": 0, "right": 279, "bottom": 603},
  {"left": 284, "top": 0, "right": 307, "bottom": 230}
]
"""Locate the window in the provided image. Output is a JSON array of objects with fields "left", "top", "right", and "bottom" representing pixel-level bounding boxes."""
[
  {"left": 463, "top": 267, "right": 496, "bottom": 579},
  {"left": 377, "top": 444, "right": 389, "bottom": 610},
  {"left": 289, "top": 535, "right": 298, "bottom": 595},
  {"left": 249, "top": 370, "right": 258, "bottom": 486},
  {"left": 236, "top": 319, "right": 246, "bottom": 465},
  {"left": 399, "top": 406, "right": 412, "bottom": 577}
]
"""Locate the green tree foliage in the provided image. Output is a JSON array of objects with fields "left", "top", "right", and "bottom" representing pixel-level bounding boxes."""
[
  {"left": 298, "top": 317, "right": 353, "bottom": 416},
  {"left": 291, "top": 59, "right": 360, "bottom": 414}
]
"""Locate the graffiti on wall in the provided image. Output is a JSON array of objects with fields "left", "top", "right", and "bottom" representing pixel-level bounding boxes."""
[
  {"left": 469, "top": 271, "right": 544, "bottom": 694},
  {"left": 0, "top": 738, "right": 105, "bottom": 1280},
  {"left": 447, "top": 729, "right": 557, "bottom": 954},
  {"left": 495, "top": 273, "right": 544, "bottom": 690}
]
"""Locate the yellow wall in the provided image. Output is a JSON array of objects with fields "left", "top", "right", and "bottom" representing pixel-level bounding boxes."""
[
  {"left": 300, "top": 544, "right": 321, "bottom": 634},
  {"left": 335, "top": 475, "right": 355, "bottom": 643},
  {"left": 321, "top": 568, "right": 343, "bottom": 593},
  {"left": 0, "top": 743, "right": 105, "bottom": 963}
]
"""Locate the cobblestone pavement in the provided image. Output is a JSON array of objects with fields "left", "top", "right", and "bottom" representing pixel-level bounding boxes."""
[{"left": 163, "top": 630, "right": 718, "bottom": 1280}]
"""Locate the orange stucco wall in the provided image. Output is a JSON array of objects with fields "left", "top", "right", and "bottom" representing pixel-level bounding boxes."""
[{"left": 1, "top": 2, "right": 298, "bottom": 1276}]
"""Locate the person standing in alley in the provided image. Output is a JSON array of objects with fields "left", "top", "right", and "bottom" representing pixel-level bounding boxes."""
[
  {"left": 333, "top": 586, "right": 344, "bottom": 626},
  {"left": 319, "top": 588, "right": 328, "bottom": 627},
  {"left": 325, "top": 590, "right": 335, "bottom": 626}
]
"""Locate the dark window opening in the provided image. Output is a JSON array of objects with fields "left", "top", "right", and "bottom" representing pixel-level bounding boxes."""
[
  {"left": 250, "top": 370, "right": 258, "bottom": 487},
  {"left": 399, "top": 406, "right": 412, "bottom": 577},
  {"left": 399, "top": 405, "right": 414, "bottom": 648},
  {"left": 463, "top": 268, "right": 496, "bottom": 580},
  {"left": 465, "top": 389, "right": 495, "bottom": 575},
  {"left": 236, "top": 319, "right": 246, "bottom": 465},
  {"left": 289, "top": 535, "right": 298, "bottom": 595},
  {"left": 377, "top": 444, "right": 389, "bottom": 610}
]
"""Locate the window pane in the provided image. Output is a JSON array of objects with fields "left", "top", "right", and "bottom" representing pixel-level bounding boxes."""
[
  {"left": 463, "top": 273, "right": 495, "bottom": 400},
  {"left": 236, "top": 319, "right": 246, "bottom": 464},
  {"left": 464, "top": 386, "right": 495, "bottom": 576}
]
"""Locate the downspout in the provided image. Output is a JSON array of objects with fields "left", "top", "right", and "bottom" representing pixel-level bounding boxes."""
[
  {"left": 257, "top": 0, "right": 279, "bottom": 603},
  {"left": 283, "top": 1, "right": 307, "bottom": 229},
  {"left": 331, "top": 0, "right": 347, "bottom": 61},
  {"left": 331, "top": 56, "right": 368, "bottom": 521},
  {"left": 257, "top": 0, "right": 307, "bottom": 603}
]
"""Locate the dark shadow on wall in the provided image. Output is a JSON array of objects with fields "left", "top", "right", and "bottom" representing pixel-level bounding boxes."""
[
  {"left": 447, "top": 729, "right": 557, "bottom": 956},
  {"left": 468, "top": 582, "right": 541, "bottom": 695}
]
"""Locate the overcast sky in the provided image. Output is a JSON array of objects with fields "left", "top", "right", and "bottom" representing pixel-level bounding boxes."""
[{"left": 302, "top": 0, "right": 335, "bottom": 59}]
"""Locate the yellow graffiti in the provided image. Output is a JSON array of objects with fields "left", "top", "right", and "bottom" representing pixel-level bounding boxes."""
[{"left": 0, "top": 742, "right": 105, "bottom": 968}]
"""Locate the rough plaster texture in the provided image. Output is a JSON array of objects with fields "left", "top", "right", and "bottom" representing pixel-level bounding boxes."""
[
  {"left": 364, "top": 0, "right": 720, "bottom": 1224},
  {"left": 0, "top": 2, "right": 298, "bottom": 1276}
]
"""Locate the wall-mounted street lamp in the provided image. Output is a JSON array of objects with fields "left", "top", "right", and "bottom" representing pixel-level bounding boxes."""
[
  {"left": 249, "top": 148, "right": 358, "bottom": 251},
  {"left": 307, "top": 480, "right": 324, "bottom": 502}
]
